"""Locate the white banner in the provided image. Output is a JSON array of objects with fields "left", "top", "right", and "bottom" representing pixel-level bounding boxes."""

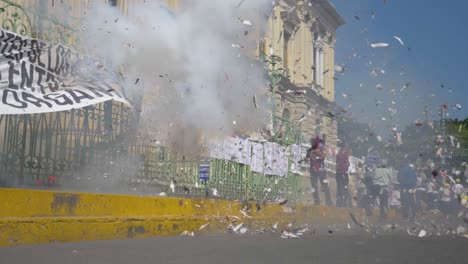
[
  {"left": 275, "top": 145, "right": 288, "bottom": 177},
  {"left": 0, "top": 29, "right": 129, "bottom": 115},
  {"left": 250, "top": 141, "right": 264, "bottom": 174},
  {"left": 209, "top": 138, "right": 292, "bottom": 177},
  {"left": 289, "top": 144, "right": 303, "bottom": 174},
  {"left": 263, "top": 142, "right": 275, "bottom": 175}
]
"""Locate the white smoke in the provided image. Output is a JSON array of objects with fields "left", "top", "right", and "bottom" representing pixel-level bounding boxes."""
[{"left": 80, "top": 0, "right": 274, "bottom": 153}]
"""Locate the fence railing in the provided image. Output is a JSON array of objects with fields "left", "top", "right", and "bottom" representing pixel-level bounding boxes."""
[
  {"left": 272, "top": 115, "right": 302, "bottom": 146},
  {"left": 0, "top": 102, "right": 134, "bottom": 186},
  {"left": 127, "top": 145, "right": 303, "bottom": 202},
  {"left": 0, "top": 0, "right": 79, "bottom": 47}
]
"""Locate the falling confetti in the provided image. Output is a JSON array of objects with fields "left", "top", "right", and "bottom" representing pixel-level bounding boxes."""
[
  {"left": 414, "top": 121, "right": 424, "bottom": 127},
  {"left": 334, "top": 65, "right": 346, "bottom": 74},
  {"left": 393, "top": 36, "right": 404, "bottom": 45},
  {"left": 370, "top": 43, "right": 389, "bottom": 48},
  {"left": 400, "top": 82, "right": 411, "bottom": 92},
  {"left": 237, "top": 18, "right": 252, "bottom": 26},
  {"left": 169, "top": 181, "right": 175, "bottom": 193}
]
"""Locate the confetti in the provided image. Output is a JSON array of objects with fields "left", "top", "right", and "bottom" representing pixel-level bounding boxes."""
[
  {"left": 199, "top": 223, "right": 210, "bottom": 231},
  {"left": 393, "top": 36, "right": 404, "bottom": 45},
  {"left": 237, "top": 18, "right": 252, "bottom": 26},
  {"left": 370, "top": 43, "right": 389, "bottom": 48},
  {"left": 169, "top": 181, "right": 175, "bottom": 193},
  {"left": 418, "top": 229, "right": 427, "bottom": 238}
]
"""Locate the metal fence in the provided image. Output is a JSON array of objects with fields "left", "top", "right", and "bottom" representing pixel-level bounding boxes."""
[
  {"left": 126, "top": 145, "right": 303, "bottom": 202},
  {"left": 0, "top": 102, "right": 133, "bottom": 186},
  {"left": 0, "top": 0, "right": 79, "bottom": 47}
]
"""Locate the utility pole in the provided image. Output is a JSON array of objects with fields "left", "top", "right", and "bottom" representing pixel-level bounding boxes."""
[
  {"left": 424, "top": 105, "right": 429, "bottom": 124},
  {"left": 440, "top": 104, "right": 447, "bottom": 165}
]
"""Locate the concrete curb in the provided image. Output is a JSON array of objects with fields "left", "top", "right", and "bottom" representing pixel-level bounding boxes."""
[{"left": 0, "top": 188, "right": 391, "bottom": 247}]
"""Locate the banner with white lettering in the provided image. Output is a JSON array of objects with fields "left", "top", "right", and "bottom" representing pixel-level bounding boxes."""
[{"left": 0, "top": 29, "right": 129, "bottom": 114}]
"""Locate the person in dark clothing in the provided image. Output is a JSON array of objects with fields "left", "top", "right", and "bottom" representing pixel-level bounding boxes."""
[
  {"left": 398, "top": 162, "right": 418, "bottom": 219},
  {"left": 303, "top": 136, "right": 332, "bottom": 206},
  {"left": 335, "top": 145, "right": 351, "bottom": 207}
]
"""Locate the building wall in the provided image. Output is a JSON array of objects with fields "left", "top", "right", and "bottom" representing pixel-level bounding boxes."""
[
  {"left": 262, "top": 0, "right": 340, "bottom": 102},
  {"left": 263, "top": 0, "right": 343, "bottom": 151}
]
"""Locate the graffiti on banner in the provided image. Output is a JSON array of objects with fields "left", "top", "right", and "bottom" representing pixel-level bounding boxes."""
[{"left": 0, "top": 29, "right": 129, "bottom": 114}]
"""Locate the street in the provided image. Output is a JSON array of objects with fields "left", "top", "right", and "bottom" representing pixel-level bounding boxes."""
[{"left": 1, "top": 232, "right": 466, "bottom": 264}]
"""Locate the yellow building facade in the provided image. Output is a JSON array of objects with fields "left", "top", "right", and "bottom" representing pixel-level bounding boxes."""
[{"left": 263, "top": 0, "right": 344, "bottom": 151}]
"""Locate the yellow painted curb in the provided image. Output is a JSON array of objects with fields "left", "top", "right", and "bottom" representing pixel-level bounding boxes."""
[{"left": 0, "top": 188, "right": 391, "bottom": 247}]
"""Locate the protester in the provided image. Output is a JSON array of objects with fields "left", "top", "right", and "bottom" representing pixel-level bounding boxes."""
[
  {"left": 453, "top": 179, "right": 464, "bottom": 206},
  {"left": 398, "top": 161, "right": 418, "bottom": 219},
  {"left": 389, "top": 187, "right": 401, "bottom": 209},
  {"left": 303, "top": 136, "right": 332, "bottom": 206},
  {"left": 335, "top": 144, "right": 351, "bottom": 207},
  {"left": 415, "top": 167, "right": 427, "bottom": 213},
  {"left": 439, "top": 182, "right": 453, "bottom": 215},
  {"left": 364, "top": 160, "right": 394, "bottom": 220},
  {"left": 425, "top": 178, "right": 438, "bottom": 210},
  {"left": 356, "top": 162, "right": 368, "bottom": 209}
]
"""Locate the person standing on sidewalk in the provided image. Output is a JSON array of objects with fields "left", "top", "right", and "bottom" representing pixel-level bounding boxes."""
[
  {"left": 453, "top": 179, "right": 464, "bottom": 206},
  {"left": 303, "top": 136, "right": 332, "bottom": 206},
  {"left": 398, "top": 161, "right": 418, "bottom": 219},
  {"left": 439, "top": 182, "right": 453, "bottom": 215},
  {"left": 335, "top": 145, "right": 351, "bottom": 207},
  {"left": 363, "top": 160, "right": 393, "bottom": 220}
]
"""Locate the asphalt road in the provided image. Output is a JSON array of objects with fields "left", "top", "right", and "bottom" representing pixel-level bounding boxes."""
[{"left": 1, "top": 233, "right": 467, "bottom": 264}]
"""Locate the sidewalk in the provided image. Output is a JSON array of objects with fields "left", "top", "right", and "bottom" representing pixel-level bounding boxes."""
[{"left": 0, "top": 188, "right": 392, "bottom": 247}]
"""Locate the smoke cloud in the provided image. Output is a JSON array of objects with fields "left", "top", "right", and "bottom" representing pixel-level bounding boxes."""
[{"left": 80, "top": 0, "right": 274, "bottom": 153}]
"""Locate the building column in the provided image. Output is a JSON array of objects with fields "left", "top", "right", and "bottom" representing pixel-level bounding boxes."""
[
  {"left": 314, "top": 47, "right": 320, "bottom": 84},
  {"left": 319, "top": 49, "right": 324, "bottom": 87}
]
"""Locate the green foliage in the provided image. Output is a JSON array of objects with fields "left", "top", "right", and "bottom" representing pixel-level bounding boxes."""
[
  {"left": 445, "top": 118, "right": 468, "bottom": 169},
  {"left": 398, "top": 118, "right": 468, "bottom": 170}
]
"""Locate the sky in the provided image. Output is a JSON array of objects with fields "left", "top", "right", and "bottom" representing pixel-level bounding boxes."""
[{"left": 330, "top": 0, "right": 468, "bottom": 136}]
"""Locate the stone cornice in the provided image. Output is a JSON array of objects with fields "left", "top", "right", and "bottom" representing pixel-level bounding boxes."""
[
  {"left": 306, "top": 0, "right": 345, "bottom": 33},
  {"left": 280, "top": 9, "right": 300, "bottom": 34},
  {"left": 278, "top": 1, "right": 343, "bottom": 45}
]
